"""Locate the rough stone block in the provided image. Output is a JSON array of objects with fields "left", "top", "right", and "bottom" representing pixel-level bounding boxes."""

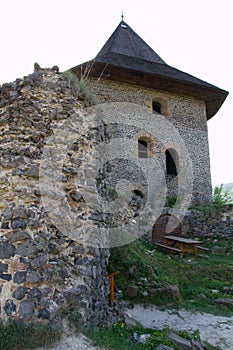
[
  {"left": 19, "top": 300, "right": 35, "bottom": 320},
  {"left": 13, "top": 271, "right": 27, "bottom": 284},
  {"left": 0, "top": 262, "right": 8, "bottom": 273},
  {"left": 13, "top": 286, "right": 29, "bottom": 300},
  {"left": 0, "top": 242, "right": 16, "bottom": 259},
  {"left": 166, "top": 285, "right": 181, "bottom": 301},
  {"left": 4, "top": 299, "right": 17, "bottom": 316}
]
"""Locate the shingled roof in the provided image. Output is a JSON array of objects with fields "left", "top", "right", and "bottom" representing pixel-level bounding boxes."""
[
  {"left": 95, "top": 21, "right": 166, "bottom": 64},
  {"left": 71, "top": 21, "right": 228, "bottom": 119}
]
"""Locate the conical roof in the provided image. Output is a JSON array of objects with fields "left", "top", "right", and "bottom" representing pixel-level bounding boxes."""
[
  {"left": 70, "top": 20, "right": 228, "bottom": 119},
  {"left": 95, "top": 21, "right": 166, "bottom": 64}
]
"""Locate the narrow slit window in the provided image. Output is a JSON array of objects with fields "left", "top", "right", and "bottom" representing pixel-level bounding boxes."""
[
  {"left": 138, "top": 139, "right": 148, "bottom": 158},
  {"left": 166, "top": 149, "right": 177, "bottom": 176}
]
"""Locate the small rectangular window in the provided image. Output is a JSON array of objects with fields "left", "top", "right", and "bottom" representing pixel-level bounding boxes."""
[
  {"left": 166, "top": 149, "right": 177, "bottom": 176},
  {"left": 138, "top": 140, "right": 148, "bottom": 158},
  {"left": 153, "top": 101, "right": 161, "bottom": 114}
]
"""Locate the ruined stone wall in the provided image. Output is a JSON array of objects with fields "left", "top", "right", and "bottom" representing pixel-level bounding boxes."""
[
  {"left": 0, "top": 68, "right": 110, "bottom": 325},
  {"left": 183, "top": 206, "right": 233, "bottom": 239},
  {"left": 86, "top": 78, "right": 212, "bottom": 205}
]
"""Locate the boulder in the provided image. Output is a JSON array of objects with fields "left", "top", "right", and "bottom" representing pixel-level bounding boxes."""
[
  {"left": 166, "top": 285, "right": 181, "bottom": 301},
  {"left": 126, "top": 285, "right": 138, "bottom": 298},
  {"left": 215, "top": 298, "right": 233, "bottom": 306}
]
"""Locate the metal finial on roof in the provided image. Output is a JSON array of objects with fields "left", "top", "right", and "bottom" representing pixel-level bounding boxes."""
[{"left": 121, "top": 11, "right": 124, "bottom": 21}]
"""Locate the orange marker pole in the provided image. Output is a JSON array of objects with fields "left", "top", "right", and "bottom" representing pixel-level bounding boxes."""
[{"left": 109, "top": 271, "right": 119, "bottom": 304}]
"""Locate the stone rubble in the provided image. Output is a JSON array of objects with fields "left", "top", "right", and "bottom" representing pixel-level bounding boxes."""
[{"left": 183, "top": 206, "right": 233, "bottom": 238}]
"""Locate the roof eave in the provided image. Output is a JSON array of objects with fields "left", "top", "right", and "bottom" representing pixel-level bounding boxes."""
[{"left": 70, "top": 60, "right": 228, "bottom": 120}]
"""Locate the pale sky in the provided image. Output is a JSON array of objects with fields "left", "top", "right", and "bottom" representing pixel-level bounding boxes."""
[{"left": 1, "top": 0, "right": 232, "bottom": 186}]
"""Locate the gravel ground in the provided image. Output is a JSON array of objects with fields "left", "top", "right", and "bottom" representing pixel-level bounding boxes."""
[{"left": 37, "top": 332, "right": 106, "bottom": 350}]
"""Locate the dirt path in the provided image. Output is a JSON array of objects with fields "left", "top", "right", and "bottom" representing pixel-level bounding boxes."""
[
  {"left": 37, "top": 332, "right": 106, "bottom": 350},
  {"left": 126, "top": 304, "right": 233, "bottom": 350}
]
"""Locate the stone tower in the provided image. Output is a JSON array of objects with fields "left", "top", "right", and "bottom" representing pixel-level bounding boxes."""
[{"left": 70, "top": 20, "right": 228, "bottom": 208}]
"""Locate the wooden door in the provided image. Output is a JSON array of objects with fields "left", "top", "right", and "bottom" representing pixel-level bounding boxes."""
[{"left": 152, "top": 214, "right": 181, "bottom": 243}]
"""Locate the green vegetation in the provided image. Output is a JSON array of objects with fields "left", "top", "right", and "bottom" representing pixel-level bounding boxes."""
[
  {"left": 165, "top": 196, "right": 178, "bottom": 208},
  {"left": 222, "top": 183, "right": 233, "bottom": 201},
  {"left": 61, "top": 305, "right": 82, "bottom": 331},
  {"left": 191, "top": 185, "right": 233, "bottom": 216},
  {"left": 106, "top": 187, "right": 118, "bottom": 201},
  {"left": 62, "top": 69, "right": 79, "bottom": 88},
  {"left": 177, "top": 329, "right": 200, "bottom": 341},
  {"left": 86, "top": 236, "right": 231, "bottom": 349},
  {"left": 87, "top": 322, "right": 176, "bottom": 349},
  {"left": 166, "top": 185, "right": 233, "bottom": 211},
  {"left": 2, "top": 236, "right": 229, "bottom": 350},
  {"left": 108, "top": 237, "right": 233, "bottom": 316},
  {"left": 86, "top": 322, "right": 221, "bottom": 350},
  {"left": 62, "top": 70, "right": 97, "bottom": 105},
  {"left": 0, "top": 320, "right": 61, "bottom": 350},
  {"left": 213, "top": 184, "right": 233, "bottom": 206}
]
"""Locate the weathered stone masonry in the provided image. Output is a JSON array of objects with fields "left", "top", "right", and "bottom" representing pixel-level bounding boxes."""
[
  {"left": 0, "top": 67, "right": 110, "bottom": 325},
  {"left": 86, "top": 78, "right": 208, "bottom": 131},
  {"left": 183, "top": 206, "right": 233, "bottom": 239},
  {"left": 86, "top": 77, "right": 212, "bottom": 204}
]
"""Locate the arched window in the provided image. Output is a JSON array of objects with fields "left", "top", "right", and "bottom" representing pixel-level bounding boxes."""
[
  {"left": 138, "top": 139, "right": 148, "bottom": 158},
  {"left": 165, "top": 149, "right": 178, "bottom": 176},
  {"left": 152, "top": 101, "right": 161, "bottom": 114}
]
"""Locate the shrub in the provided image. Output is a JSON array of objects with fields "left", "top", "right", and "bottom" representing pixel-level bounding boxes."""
[
  {"left": 213, "top": 184, "right": 232, "bottom": 206},
  {"left": 62, "top": 70, "right": 97, "bottom": 105}
]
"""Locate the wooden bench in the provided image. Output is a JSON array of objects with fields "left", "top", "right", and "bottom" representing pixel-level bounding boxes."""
[
  {"left": 154, "top": 242, "right": 182, "bottom": 254},
  {"left": 154, "top": 237, "right": 209, "bottom": 258},
  {"left": 196, "top": 246, "right": 210, "bottom": 252}
]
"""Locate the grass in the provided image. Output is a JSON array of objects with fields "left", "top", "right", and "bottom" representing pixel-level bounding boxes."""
[
  {"left": 0, "top": 320, "right": 61, "bottom": 350},
  {"left": 85, "top": 236, "right": 231, "bottom": 350},
  {"left": 108, "top": 236, "right": 233, "bottom": 316},
  {"left": 86, "top": 322, "right": 221, "bottom": 350},
  {"left": 86, "top": 322, "right": 176, "bottom": 350},
  {"left": 190, "top": 186, "right": 233, "bottom": 218}
]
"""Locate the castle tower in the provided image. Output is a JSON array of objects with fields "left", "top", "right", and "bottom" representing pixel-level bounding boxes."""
[{"left": 70, "top": 20, "right": 228, "bottom": 206}]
